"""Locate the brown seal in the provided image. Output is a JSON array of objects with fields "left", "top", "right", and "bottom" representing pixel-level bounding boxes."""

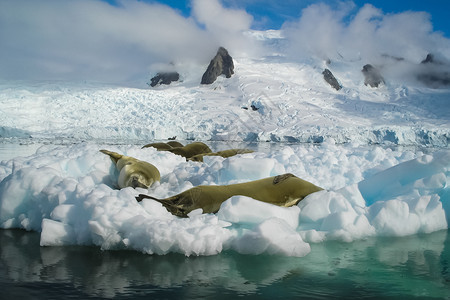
[
  {"left": 188, "top": 149, "right": 254, "bottom": 162},
  {"left": 136, "top": 173, "right": 322, "bottom": 217},
  {"left": 142, "top": 142, "right": 175, "bottom": 150},
  {"left": 100, "top": 150, "right": 160, "bottom": 189},
  {"left": 163, "top": 142, "right": 212, "bottom": 159}
]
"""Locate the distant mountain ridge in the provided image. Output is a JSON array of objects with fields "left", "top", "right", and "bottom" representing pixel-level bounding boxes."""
[{"left": 0, "top": 30, "right": 449, "bottom": 147}]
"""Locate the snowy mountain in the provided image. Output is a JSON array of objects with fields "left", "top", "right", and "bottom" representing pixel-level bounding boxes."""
[{"left": 0, "top": 30, "right": 449, "bottom": 147}]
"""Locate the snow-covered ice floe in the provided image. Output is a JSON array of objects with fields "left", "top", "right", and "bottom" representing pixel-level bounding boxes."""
[{"left": 0, "top": 143, "right": 448, "bottom": 257}]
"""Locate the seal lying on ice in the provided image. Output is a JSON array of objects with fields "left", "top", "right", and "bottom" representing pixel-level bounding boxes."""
[
  {"left": 136, "top": 173, "right": 322, "bottom": 217},
  {"left": 100, "top": 150, "right": 160, "bottom": 189},
  {"left": 142, "top": 141, "right": 184, "bottom": 150},
  {"left": 188, "top": 149, "right": 254, "bottom": 162},
  {"left": 142, "top": 141, "right": 211, "bottom": 159},
  {"left": 162, "top": 142, "right": 212, "bottom": 159}
]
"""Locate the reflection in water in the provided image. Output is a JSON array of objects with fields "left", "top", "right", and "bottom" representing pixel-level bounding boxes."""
[
  {"left": 302, "top": 231, "right": 450, "bottom": 299},
  {"left": 0, "top": 229, "right": 449, "bottom": 299}
]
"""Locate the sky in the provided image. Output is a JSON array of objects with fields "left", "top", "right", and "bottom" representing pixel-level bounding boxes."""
[
  {"left": 128, "top": 0, "right": 450, "bottom": 35},
  {"left": 1, "top": 0, "right": 450, "bottom": 83}
]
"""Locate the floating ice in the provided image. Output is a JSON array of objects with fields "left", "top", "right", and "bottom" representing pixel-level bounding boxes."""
[
  {"left": 297, "top": 151, "right": 449, "bottom": 243},
  {"left": 0, "top": 143, "right": 448, "bottom": 257}
]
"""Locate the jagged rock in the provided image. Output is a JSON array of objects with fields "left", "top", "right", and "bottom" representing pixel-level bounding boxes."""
[
  {"left": 417, "top": 73, "right": 450, "bottom": 87},
  {"left": 381, "top": 54, "right": 404, "bottom": 62},
  {"left": 421, "top": 53, "right": 447, "bottom": 65},
  {"left": 201, "top": 47, "right": 234, "bottom": 84},
  {"left": 418, "top": 53, "right": 450, "bottom": 88},
  {"left": 149, "top": 72, "right": 180, "bottom": 87},
  {"left": 421, "top": 53, "right": 435, "bottom": 64},
  {"left": 362, "top": 64, "right": 384, "bottom": 88},
  {"left": 322, "top": 68, "right": 341, "bottom": 90}
]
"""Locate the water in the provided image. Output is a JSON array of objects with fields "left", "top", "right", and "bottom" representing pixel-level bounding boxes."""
[
  {"left": 1, "top": 229, "right": 449, "bottom": 299},
  {"left": 0, "top": 141, "right": 449, "bottom": 299}
]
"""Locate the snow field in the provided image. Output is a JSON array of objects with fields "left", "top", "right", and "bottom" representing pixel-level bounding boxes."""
[
  {"left": 0, "top": 142, "right": 448, "bottom": 257},
  {"left": 1, "top": 52, "right": 449, "bottom": 146}
]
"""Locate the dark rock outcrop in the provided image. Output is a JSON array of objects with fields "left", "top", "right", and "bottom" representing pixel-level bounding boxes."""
[
  {"left": 362, "top": 64, "right": 384, "bottom": 88},
  {"left": 417, "top": 53, "right": 450, "bottom": 88},
  {"left": 322, "top": 69, "right": 341, "bottom": 90},
  {"left": 150, "top": 72, "right": 180, "bottom": 87},
  {"left": 421, "top": 53, "right": 435, "bottom": 64},
  {"left": 381, "top": 54, "right": 404, "bottom": 62},
  {"left": 417, "top": 73, "right": 450, "bottom": 87},
  {"left": 201, "top": 47, "right": 234, "bottom": 84}
]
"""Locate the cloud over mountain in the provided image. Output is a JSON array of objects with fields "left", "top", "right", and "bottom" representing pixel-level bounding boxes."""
[
  {"left": 0, "top": 0, "right": 215, "bottom": 82},
  {"left": 283, "top": 3, "right": 450, "bottom": 63},
  {"left": 1, "top": 0, "right": 449, "bottom": 84}
]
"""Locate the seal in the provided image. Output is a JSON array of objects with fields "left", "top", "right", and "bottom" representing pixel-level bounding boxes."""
[
  {"left": 100, "top": 150, "right": 160, "bottom": 189},
  {"left": 142, "top": 142, "right": 174, "bottom": 150},
  {"left": 166, "top": 141, "right": 184, "bottom": 148},
  {"left": 142, "top": 141, "right": 185, "bottom": 150},
  {"left": 164, "top": 142, "right": 212, "bottom": 159},
  {"left": 188, "top": 149, "right": 254, "bottom": 162},
  {"left": 136, "top": 173, "right": 322, "bottom": 217}
]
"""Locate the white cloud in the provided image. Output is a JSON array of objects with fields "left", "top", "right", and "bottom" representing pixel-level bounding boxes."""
[
  {"left": 0, "top": 0, "right": 218, "bottom": 83},
  {"left": 282, "top": 2, "right": 450, "bottom": 63},
  {"left": 282, "top": 2, "right": 353, "bottom": 60},
  {"left": 191, "top": 0, "right": 259, "bottom": 57},
  {"left": 1, "top": 0, "right": 449, "bottom": 85},
  {"left": 192, "top": 0, "right": 252, "bottom": 33},
  {"left": 0, "top": 0, "right": 262, "bottom": 83}
]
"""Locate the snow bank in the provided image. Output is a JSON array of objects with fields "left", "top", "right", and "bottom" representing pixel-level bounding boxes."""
[
  {"left": 1, "top": 48, "right": 449, "bottom": 147},
  {"left": 0, "top": 142, "right": 448, "bottom": 257}
]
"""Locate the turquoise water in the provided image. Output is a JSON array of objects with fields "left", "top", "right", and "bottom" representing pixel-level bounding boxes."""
[{"left": 1, "top": 229, "right": 449, "bottom": 299}]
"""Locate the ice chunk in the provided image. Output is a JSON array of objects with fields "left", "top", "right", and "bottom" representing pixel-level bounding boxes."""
[
  {"left": 217, "top": 196, "right": 300, "bottom": 229},
  {"left": 218, "top": 156, "right": 284, "bottom": 183},
  {"left": 231, "top": 218, "right": 311, "bottom": 257},
  {"left": 358, "top": 151, "right": 450, "bottom": 206},
  {"left": 41, "top": 219, "right": 76, "bottom": 246}
]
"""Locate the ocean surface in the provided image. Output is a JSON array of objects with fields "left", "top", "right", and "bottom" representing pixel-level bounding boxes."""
[{"left": 1, "top": 229, "right": 449, "bottom": 299}]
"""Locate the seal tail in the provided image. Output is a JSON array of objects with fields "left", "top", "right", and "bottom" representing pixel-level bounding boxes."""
[
  {"left": 136, "top": 194, "right": 161, "bottom": 202},
  {"left": 99, "top": 149, "right": 122, "bottom": 164},
  {"left": 135, "top": 194, "right": 189, "bottom": 218}
]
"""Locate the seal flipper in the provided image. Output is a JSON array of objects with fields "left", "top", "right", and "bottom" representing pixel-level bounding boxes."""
[
  {"left": 136, "top": 194, "right": 159, "bottom": 202},
  {"left": 99, "top": 149, "right": 122, "bottom": 164},
  {"left": 135, "top": 194, "right": 190, "bottom": 217}
]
